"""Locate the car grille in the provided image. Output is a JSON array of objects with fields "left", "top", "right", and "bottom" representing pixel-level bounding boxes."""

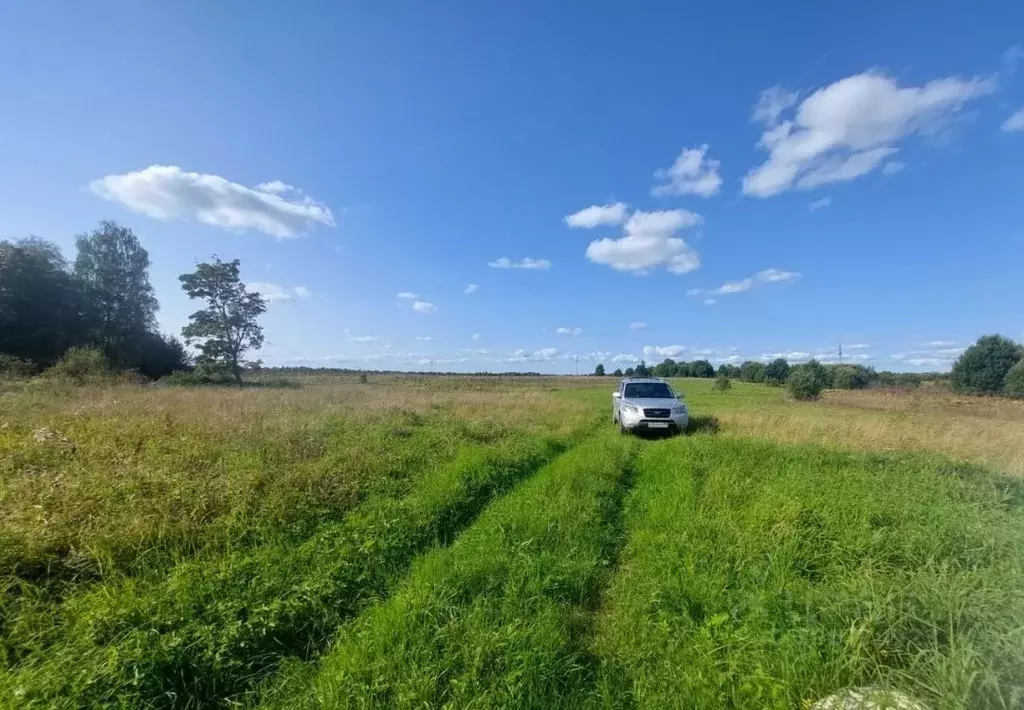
[{"left": 643, "top": 408, "right": 671, "bottom": 418}]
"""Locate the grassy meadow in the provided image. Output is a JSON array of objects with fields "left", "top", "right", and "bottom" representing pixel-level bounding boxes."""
[{"left": 1, "top": 375, "right": 1023, "bottom": 708}]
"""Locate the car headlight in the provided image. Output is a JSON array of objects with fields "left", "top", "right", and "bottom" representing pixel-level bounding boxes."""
[
  {"left": 672, "top": 406, "right": 687, "bottom": 415},
  {"left": 621, "top": 404, "right": 640, "bottom": 414}
]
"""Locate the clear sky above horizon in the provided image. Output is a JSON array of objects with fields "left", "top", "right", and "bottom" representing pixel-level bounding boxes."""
[{"left": 2, "top": 2, "right": 1023, "bottom": 373}]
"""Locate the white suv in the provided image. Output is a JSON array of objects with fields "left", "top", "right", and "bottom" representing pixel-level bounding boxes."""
[{"left": 612, "top": 377, "right": 689, "bottom": 434}]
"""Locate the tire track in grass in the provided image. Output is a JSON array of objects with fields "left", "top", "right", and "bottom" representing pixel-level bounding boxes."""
[
  {"left": 2, "top": 431, "right": 586, "bottom": 709},
  {"left": 259, "top": 432, "right": 639, "bottom": 709},
  {"left": 591, "top": 437, "right": 1024, "bottom": 710}
]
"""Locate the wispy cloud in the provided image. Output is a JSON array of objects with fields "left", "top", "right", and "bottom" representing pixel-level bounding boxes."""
[
  {"left": 564, "top": 202, "right": 629, "bottom": 228},
  {"left": 809, "top": 196, "right": 832, "bottom": 211},
  {"left": 397, "top": 291, "right": 419, "bottom": 300},
  {"left": 489, "top": 257, "right": 552, "bottom": 270},
  {"left": 556, "top": 327, "right": 583, "bottom": 336},
  {"left": 412, "top": 301, "right": 437, "bottom": 314},
  {"left": 464, "top": 283, "right": 479, "bottom": 294},
  {"left": 250, "top": 282, "right": 313, "bottom": 303},
  {"left": 628, "top": 322, "right": 647, "bottom": 330},
  {"left": 651, "top": 145, "right": 722, "bottom": 198},
  {"left": 1001, "top": 106, "right": 1024, "bottom": 132}
]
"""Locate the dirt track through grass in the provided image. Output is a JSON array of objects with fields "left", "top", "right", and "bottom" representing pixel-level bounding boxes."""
[
  {"left": 1, "top": 433, "right": 580, "bottom": 707},
  {"left": 262, "top": 433, "right": 638, "bottom": 708},
  {"left": 592, "top": 436, "right": 1024, "bottom": 710}
]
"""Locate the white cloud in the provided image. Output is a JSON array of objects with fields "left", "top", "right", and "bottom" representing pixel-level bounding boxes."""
[
  {"left": 847, "top": 343, "right": 871, "bottom": 349},
  {"left": 881, "top": 161, "right": 906, "bottom": 175},
  {"left": 255, "top": 180, "right": 297, "bottom": 194},
  {"left": 715, "top": 278, "right": 754, "bottom": 295},
  {"left": 924, "top": 340, "right": 957, "bottom": 347},
  {"left": 556, "top": 327, "right": 583, "bottom": 336},
  {"left": 564, "top": 202, "right": 629, "bottom": 228},
  {"left": 756, "top": 268, "right": 801, "bottom": 283},
  {"left": 412, "top": 301, "right": 437, "bottom": 314},
  {"left": 651, "top": 145, "right": 722, "bottom": 198},
  {"left": 753, "top": 85, "right": 799, "bottom": 126},
  {"left": 350, "top": 336, "right": 379, "bottom": 343},
  {"left": 505, "top": 347, "right": 561, "bottom": 362},
  {"left": 1001, "top": 106, "right": 1024, "bottom": 132},
  {"left": 471, "top": 333, "right": 483, "bottom": 341},
  {"left": 612, "top": 353, "right": 637, "bottom": 363},
  {"left": 809, "top": 196, "right": 832, "bottom": 211},
  {"left": 90, "top": 165, "right": 335, "bottom": 237},
  {"left": 250, "top": 283, "right": 311, "bottom": 302},
  {"left": 585, "top": 209, "right": 702, "bottom": 275},
  {"left": 762, "top": 351, "right": 812, "bottom": 362},
  {"left": 416, "top": 336, "right": 435, "bottom": 341},
  {"left": 704, "top": 298, "right": 717, "bottom": 305},
  {"left": 686, "top": 288, "right": 703, "bottom": 296},
  {"left": 464, "top": 283, "right": 479, "bottom": 294},
  {"left": 489, "top": 257, "right": 552, "bottom": 270},
  {"left": 628, "top": 322, "right": 647, "bottom": 330},
  {"left": 1004, "top": 45, "right": 1024, "bottom": 74},
  {"left": 742, "top": 72, "right": 996, "bottom": 197},
  {"left": 643, "top": 345, "right": 686, "bottom": 358},
  {"left": 891, "top": 345, "right": 965, "bottom": 369},
  {"left": 397, "top": 292, "right": 419, "bottom": 300}
]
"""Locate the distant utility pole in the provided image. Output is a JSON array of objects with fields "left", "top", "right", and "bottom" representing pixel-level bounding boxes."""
[
  {"left": 838, "top": 344, "right": 843, "bottom": 364},
  {"left": 575, "top": 353, "right": 579, "bottom": 376}
]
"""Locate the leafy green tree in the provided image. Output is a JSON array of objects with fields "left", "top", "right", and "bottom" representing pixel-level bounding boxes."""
[
  {"left": 713, "top": 375, "right": 732, "bottom": 392},
  {"left": 634, "top": 360, "right": 651, "bottom": 377},
  {"left": 593, "top": 363, "right": 605, "bottom": 376},
  {"left": 788, "top": 367, "right": 823, "bottom": 400},
  {"left": 831, "top": 364, "right": 872, "bottom": 390},
  {"left": 950, "top": 335, "right": 1022, "bottom": 394},
  {"left": 612, "top": 368, "right": 623, "bottom": 377},
  {"left": 689, "top": 359, "right": 715, "bottom": 378},
  {"left": 793, "top": 359, "right": 830, "bottom": 390},
  {"left": 0, "top": 238, "right": 89, "bottom": 366},
  {"left": 717, "top": 363, "right": 740, "bottom": 378},
  {"left": 179, "top": 258, "right": 267, "bottom": 384},
  {"left": 764, "top": 358, "right": 790, "bottom": 385},
  {"left": 1004, "top": 360, "right": 1024, "bottom": 397},
  {"left": 624, "top": 367, "right": 635, "bottom": 377},
  {"left": 653, "top": 358, "right": 676, "bottom": 377},
  {"left": 739, "top": 360, "right": 766, "bottom": 383},
  {"left": 74, "top": 221, "right": 158, "bottom": 369}
]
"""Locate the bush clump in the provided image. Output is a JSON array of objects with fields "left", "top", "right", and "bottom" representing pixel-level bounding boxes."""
[
  {"left": 950, "top": 335, "right": 1022, "bottom": 394},
  {"left": 1004, "top": 360, "right": 1024, "bottom": 398},
  {"left": 788, "top": 359, "right": 829, "bottom": 400},
  {"left": 0, "top": 354, "right": 35, "bottom": 380},
  {"left": 713, "top": 375, "right": 732, "bottom": 392},
  {"left": 43, "top": 346, "right": 111, "bottom": 383}
]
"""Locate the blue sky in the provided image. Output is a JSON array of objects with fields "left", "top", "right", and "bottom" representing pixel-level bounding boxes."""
[{"left": 2, "top": 2, "right": 1023, "bottom": 373}]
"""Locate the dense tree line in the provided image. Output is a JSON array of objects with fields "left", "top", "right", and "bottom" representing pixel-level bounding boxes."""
[
  {"left": 1, "top": 223, "right": 269, "bottom": 383},
  {"left": 593, "top": 333, "right": 1024, "bottom": 399}
]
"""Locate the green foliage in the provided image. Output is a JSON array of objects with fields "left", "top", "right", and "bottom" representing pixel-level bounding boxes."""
[
  {"left": 0, "top": 354, "right": 35, "bottom": 379},
  {"left": 740, "top": 360, "right": 767, "bottom": 383},
  {"left": 180, "top": 258, "right": 267, "bottom": 384},
  {"left": 74, "top": 221, "right": 159, "bottom": 370},
  {"left": 787, "top": 366, "right": 824, "bottom": 400},
  {"left": 634, "top": 360, "right": 651, "bottom": 377},
  {"left": 950, "top": 334, "right": 1022, "bottom": 394},
  {"left": 358, "top": 372, "right": 368, "bottom": 384},
  {"left": 1003, "top": 359, "right": 1024, "bottom": 397},
  {"left": 830, "top": 364, "right": 872, "bottom": 390},
  {"left": 612, "top": 368, "right": 623, "bottom": 377},
  {"left": 689, "top": 359, "right": 715, "bottom": 378},
  {"left": 717, "top": 363, "right": 741, "bottom": 378},
  {"left": 159, "top": 369, "right": 235, "bottom": 386},
  {"left": 594, "top": 363, "right": 606, "bottom": 376},
  {"left": 713, "top": 375, "right": 732, "bottom": 392},
  {"left": 624, "top": 367, "right": 635, "bottom": 377},
  {"left": 652, "top": 358, "right": 676, "bottom": 377},
  {"left": 0, "top": 238, "right": 90, "bottom": 366},
  {"left": 764, "top": 357, "right": 790, "bottom": 385},
  {"left": 42, "top": 346, "right": 111, "bottom": 383}
]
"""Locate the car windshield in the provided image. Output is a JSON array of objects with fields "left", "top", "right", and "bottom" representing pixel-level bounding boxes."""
[{"left": 623, "top": 382, "right": 674, "bottom": 399}]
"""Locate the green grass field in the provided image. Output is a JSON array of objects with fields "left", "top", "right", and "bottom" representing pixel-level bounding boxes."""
[{"left": 1, "top": 375, "right": 1023, "bottom": 708}]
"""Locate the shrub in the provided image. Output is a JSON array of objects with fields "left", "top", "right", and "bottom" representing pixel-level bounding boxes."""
[
  {"left": 358, "top": 372, "right": 368, "bottom": 384},
  {"left": 787, "top": 368, "right": 823, "bottom": 400},
  {"left": 0, "top": 354, "right": 35, "bottom": 379},
  {"left": 950, "top": 334, "right": 1022, "bottom": 394},
  {"left": 713, "top": 375, "right": 732, "bottom": 392},
  {"left": 43, "top": 346, "right": 111, "bottom": 383},
  {"left": 831, "top": 365, "right": 872, "bottom": 390},
  {"left": 159, "top": 369, "right": 235, "bottom": 387},
  {"left": 1004, "top": 360, "right": 1024, "bottom": 397},
  {"left": 739, "top": 360, "right": 766, "bottom": 383},
  {"left": 134, "top": 332, "right": 191, "bottom": 380}
]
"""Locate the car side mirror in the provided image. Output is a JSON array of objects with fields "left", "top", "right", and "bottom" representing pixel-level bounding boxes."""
[{"left": 612, "top": 391, "right": 621, "bottom": 399}]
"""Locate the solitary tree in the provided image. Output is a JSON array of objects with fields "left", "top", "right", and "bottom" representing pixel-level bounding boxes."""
[
  {"left": 950, "top": 335, "right": 1022, "bottom": 394},
  {"left": 74, "top": 221, "right": 158, "bottom": 369},
  {"left": 612, "top": 368, "right": 624, "bottom": 377},
  {"left": 594, "top": 363, "right": 606, "bottom": 376},
  {"left": 689, "top": 359, "right": 715, "bottom": 378},
  {"left": 764, "top": 357, "right": 790, "bottom": 385},
  {"left": 179, "top": 258, "right": 266, "bottom": 383}
]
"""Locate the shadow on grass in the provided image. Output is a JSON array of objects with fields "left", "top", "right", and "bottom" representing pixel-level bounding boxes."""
[{"left": 686, "top": 414, "right": 720, "bottom": 435}]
